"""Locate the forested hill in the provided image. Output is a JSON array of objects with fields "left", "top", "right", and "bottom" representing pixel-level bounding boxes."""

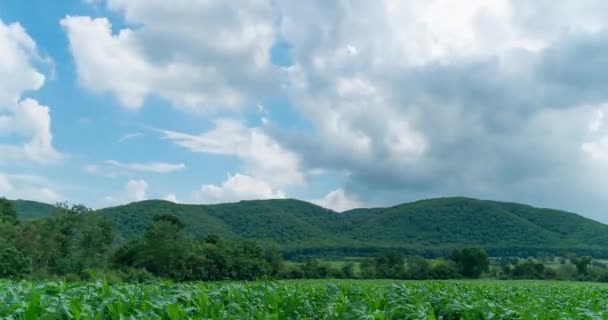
[
  {"left": 12, "top": 197, "right": 608, "bottom": 257},
  {"left": 10, "top": 200, "right": 56, "bottom": 219}
]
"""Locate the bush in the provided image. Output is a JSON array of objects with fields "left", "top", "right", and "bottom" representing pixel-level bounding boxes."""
[
  {"left": 555, "top": 263, "right": 577, "bottom": 280},
  {"left": 405, "top": 256, "right": 430, "bottom": 280},
  {"left": 341, "top": 262, "right": 356, "bottom": 278},
  {"left": 449, "top": 247, "right": 489, "bottom": 278},
  {"left": 430, "top": 260, "right": 460, "bottom": 279},
  {"left": 0, "top": 246, "right": 31, "bottom": 278},
  {"left": 510, "top": 259, "right": 556, "bottom": 279}
]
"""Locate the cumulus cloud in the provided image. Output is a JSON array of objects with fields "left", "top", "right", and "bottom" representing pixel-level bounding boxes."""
[
  {"left": 161, "top": 119, "right": 303, "bottom": 188},
  {"left": 57, "top": 1, "right": 608, "bottom": 221},
  {"left": 61, "top": 0, "right": 279, "bottom": 111},
  {"left": 0, "top": 19, "right": 59, "bottom": 163},
  {"left": 314, "top": 189, "right": 365, "bottom": 212},
  {"left": 270, "top": 1, "right": 608, "bottom": 221},
  {"left": 0, "top": 173, "right": 62, "bottom": 203},
  {"left": 164, "top": 193, "right": 178, "bottom": 203},
  {"left": 194, "top": 173, "right": 285, "bottom": 204},
  {"left": 105, "top": 179, "right": 148, "bottom": 204}
]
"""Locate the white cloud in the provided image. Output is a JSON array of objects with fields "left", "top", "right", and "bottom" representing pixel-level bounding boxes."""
[
  {"left": 105, "top": 160, "right": 186, "bottom": 173},
  {"left": 118, "top": 132, "right": 145, "bottom": 142},
  {"left": 589, "top": 109, "right": 605, "bottom": 133},
  {"left": 125, "top": 179, "right": 148, "bottom": 201},
  {"left": 0, "top": 172, "right": 62, "bottom": 203},
  {"left": 0, "top": 174, "right": 13, "bottom": 193},
  {"left": 271, "top": 1, "right": 608, "bottom": 221},
  {"left": 0, "top": 19, "right": 59, "bottom": 163},
  {"left": 164, "top": 193, "right": 178, "bottom": 203},
  {"left": 194, "top": 173, "right": 285, "bottom": 204},
  {"left": 161, "top": 119, "right": 303, "bottom": 188},
  {"left": 61, "top": 0, "right": 279, "bottom": 112},
  {"left": 105, "top": 179, "right": 148, "bottom": 204},
  {"left": 314, "top": 189, "right": 365, "bottom": 212}
]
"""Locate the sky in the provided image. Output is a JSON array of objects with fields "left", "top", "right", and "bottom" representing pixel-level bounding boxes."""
[{"left": 3, "top": 1, "right": 608, "bottom": 221}]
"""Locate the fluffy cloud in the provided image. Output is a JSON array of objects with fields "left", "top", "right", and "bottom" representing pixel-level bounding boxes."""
[
  {"left": 57, "top": 1, "right": 608, "bottom": 220},
  {"left": 314, "top": 189, "right": 364, "bottom": 212},
  {"left": 0, "top": 19, "right": 59, "bottom": 163},
  {"left": 105, "top": 179, "right": 148, "bottom": 204},
  {"left": 161, "top": 119, "right": 303, "bottom": 188},
  {"left": 271, "top": 1, "right": 608, "bottom": 220},
  {"left": 164, "top": 193, "right": 178, "bottom": 203},
  {"left": 61, "top": 0, "right": 279, "bottom": 111},
  {"left": 0, "top": 173, "right": 62, "bottom": 203},
  {"left": 194, "top": 173, "right": 285, "bottom": 204}
]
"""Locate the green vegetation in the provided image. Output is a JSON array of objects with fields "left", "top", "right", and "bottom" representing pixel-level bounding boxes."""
[
  {"left": 1, "top": 279, "right": 608, "bottom": 319},
  {"left": 13, "top": 197, "right": 608, "bottom": 258},
  {"left": 10, "top": 199, "right": 56, "bottom": 220},
  {"left": 93, "top": 197, "right": 608, "bottom": 258},
  {"left": 4, "top": 196, "right": 608, "bottom": 317}
]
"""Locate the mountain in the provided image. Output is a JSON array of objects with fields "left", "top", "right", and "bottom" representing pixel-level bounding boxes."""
[
  {"left": 11, "top": 197, "right": 608, "bottom": 257},
  {"left": 10, "top": 200, "right": 56, "bottom": 219}
]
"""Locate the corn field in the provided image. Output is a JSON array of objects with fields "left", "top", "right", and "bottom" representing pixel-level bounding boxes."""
[{"left": 0, "top": 279, "right": 606, "bottom": 319}]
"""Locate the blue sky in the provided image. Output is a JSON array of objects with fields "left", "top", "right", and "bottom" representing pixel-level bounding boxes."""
[{"left": 3, "top": 1, "right": 608, "bottom": 222}]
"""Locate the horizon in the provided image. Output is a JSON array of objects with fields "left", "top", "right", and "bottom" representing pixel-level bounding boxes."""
[{"left": 3, "top": 1, "right": 608, "bottom": 222}]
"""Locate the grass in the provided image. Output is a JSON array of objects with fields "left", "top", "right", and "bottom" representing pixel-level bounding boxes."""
[{"left": 1, "top": 279, "right": 607, "bottom": 319}]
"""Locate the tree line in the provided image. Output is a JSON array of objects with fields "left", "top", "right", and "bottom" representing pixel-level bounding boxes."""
[{"left": 1, "top": 198, "right": 607, "bottom": 283}]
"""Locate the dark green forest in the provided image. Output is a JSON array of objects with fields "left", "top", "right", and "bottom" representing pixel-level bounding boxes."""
[
  {"left": 15, "top": 196, "right": 608, "bottom": 258},
  {"left": 2, "top": 197, "right": 608, "bottom": 282}
]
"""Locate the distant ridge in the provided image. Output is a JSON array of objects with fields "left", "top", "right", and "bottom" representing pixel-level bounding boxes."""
[
  {"left": 10, "top": 199, "right": 56, "bottom": 220},
  {"left": 10, "top": 197, "right": 608, "bottom": 258}
]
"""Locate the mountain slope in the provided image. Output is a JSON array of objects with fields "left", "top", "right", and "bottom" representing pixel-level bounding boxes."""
[
  {"left": 10, "top": 200, "right": 56, "bottom": 219},
  {"left": 12, "top": 196, "right": 608, "bottom": 257},
  {"left": 97, "top": 199, "right": 355, "bottom": 246}
]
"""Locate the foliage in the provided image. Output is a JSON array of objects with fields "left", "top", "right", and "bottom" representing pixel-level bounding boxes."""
[
  {"left": 1, "top": 279, "right": 608, "bottom": 319},
  {"left": 89, "top": 197, "right": 608, "bottom": 259},
  {"left": 15, "top": 204, "right": 113, "bottom": 276},
  {"left": 0, "top": 197, "right": 18, "bottom": 225},
  {"left": 430, "top": 260, "right": 460, "bottom": 279},
  {"left": 0, "top": 246, "right": 31, "bottom": 278},
  {"left": 449, "top": 247, "right": 489, "bottom": 278},
  {"left": 114, "top": 215, "right": 275, "bottom": 281},
  {"left": 570, "top": 255, "right": 593, "bottom": 276},
  {"left": 372, "top": 251, "right": 404, "bottom": 279},
  {"left": 405, "top": 256, "right": 430, "bottom": 280},
  {"left": 9, "top": 199, "right": 56, "bottom": 220},
  {"left": 510, "top": 259, "right": 551, "bottom": 279}
]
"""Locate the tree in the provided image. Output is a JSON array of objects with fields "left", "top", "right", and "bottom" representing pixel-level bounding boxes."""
[
  {"left": 228, "top": 239, "right": 271, "bottom": 280},
  {"left": 374, "top": 251, "right": 404, "bottom": 279},
  {"left": 430, "top": 260, "right": 460, "bottom": 279},
  {"left": 360, "top": 258, "right": 376, "bottom": 278},
  {"left": 264, "top": 246, "right": 284, "bottom": 277},
  {"left": 153, "top": 214, "right": 185, "bottom": 230},
  {"left": 571, "top": 256, "right": 593, "bottom": 276},
  {"left": 0, "top": 246, "right": 30, "bottom": 278},
  {"left": 449, "top": 247, "right": 489, "bottom": 278},
  {"left": 405, "top": 256, "right": 430, "bottom": 280},
  {"left": 0, "top": 198, "right": 18, "bottom": 225},
  {"left": 138, "top": 216, "right": 192, "bottom": 278},
  {"left": 12, "top": 204, "right": 114, "bottom": 276},
  {"left": 301, "top": 258, "right": 331, "bottom": 278},
  {"left": 341, "top": 262, "right": 356, "bottom": 278},
  {"left": 510, "top": 259, "right": 546, "bottom": 279}
]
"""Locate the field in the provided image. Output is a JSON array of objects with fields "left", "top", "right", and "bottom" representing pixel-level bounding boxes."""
[{"left": 0, "top": 279, "right": 606, "bottom": 319}]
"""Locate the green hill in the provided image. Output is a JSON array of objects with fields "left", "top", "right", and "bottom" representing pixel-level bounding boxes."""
[
  {"left": 10, "top": 200, "right": 56, "bottom": 219},
  {"left": 11, "top": 197, "right": 608, "bottom": 257}
]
